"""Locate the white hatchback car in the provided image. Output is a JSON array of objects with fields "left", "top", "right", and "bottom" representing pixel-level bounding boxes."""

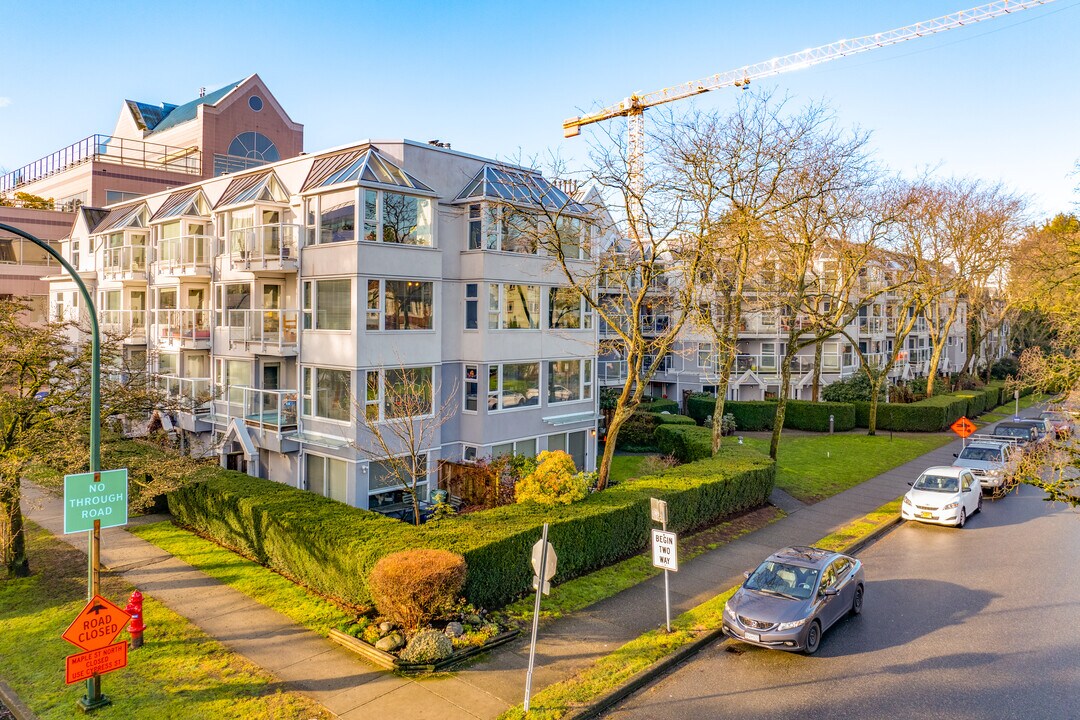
[{"left": 901, "top": 466, "right": 982, "bottom": 528}]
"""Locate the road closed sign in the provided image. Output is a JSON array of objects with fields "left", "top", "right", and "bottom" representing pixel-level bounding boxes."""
[
  {"left": 63, "top": 469, "right": 128, "bottom": 534},
  {"left": 651, "top": 529, "right": 678, "bottom": 572},
  {"left": 63, "top": 594, "right": 131, "bottom": 653}
]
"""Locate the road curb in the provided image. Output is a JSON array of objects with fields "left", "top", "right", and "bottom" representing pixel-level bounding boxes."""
[
  {"left": 0, "top": 679, "right": 38, "bottom": 720},
  {"left": 562, "top": 509, "right": 904, "bottom": 719}
]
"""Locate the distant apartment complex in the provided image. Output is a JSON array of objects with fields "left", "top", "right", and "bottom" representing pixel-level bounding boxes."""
[
  {"left": 1, "top": 75, "right": 302, "bottom": 322},
  {"left": 47, "top": 140, "right": 600, "bottom": 512}
]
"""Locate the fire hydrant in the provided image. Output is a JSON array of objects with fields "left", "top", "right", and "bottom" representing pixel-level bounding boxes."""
[{"left": 126, "top": 590, "right": 145, "bottom": 649}]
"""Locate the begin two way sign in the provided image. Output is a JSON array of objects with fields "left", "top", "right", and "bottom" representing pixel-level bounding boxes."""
[
  {"left": 651, "top": 529, "right": 678, "bottom": 572},
  {"left": 63, "top": 469, "right": 128, "bottom": 534}
]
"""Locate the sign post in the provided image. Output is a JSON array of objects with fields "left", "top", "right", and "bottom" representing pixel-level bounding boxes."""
[
  {"left": 1014, "top": 389, "right": 1020, "bottom": 419},
  {"left": 524, "top": 523, "right": 556, "bottom": 714},
  {"left": 650, "top": 498, "right": 678, "bottom": 631},
  {"left": 950, "top": 417, "right": 977, "bottom": 447}
]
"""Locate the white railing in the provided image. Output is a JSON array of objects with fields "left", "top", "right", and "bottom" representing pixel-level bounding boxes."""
[
  {"left": 227, "top": 224, "right": 301, "bottom": 266},
  {"left": 858, "top": 317, "right": 886, "bottom": 334},
  {"left": 152, "top": 309, "right": 211, "bottom": 345},
  {"left": 224, "top": 308, "right": 300, "bottom": 351},
  {"left": 153, "top": 375, "right": 212, "bottom": 414},
  {"left": 99, "top": 309, "right": 147, "bottom": 340},
  {"left": 217, "top": 386, "right": 299, "bottom": 431},
  {"left": 154, "top": 235, "right": 213, "bottom": 274},
  {"left": 102, "top": 245, "right": 148, "bottom": 276},
  {"left": 598, "top": 359, "right": 627, "bottom": 382}
]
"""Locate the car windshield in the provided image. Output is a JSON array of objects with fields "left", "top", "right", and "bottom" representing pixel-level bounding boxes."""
[
  {"left": 958, "top": 447, "right": 1002, "bottom": 462},
  {"left": 996, "top": 426, "right": 1031, "bottom": 439},
  {"left": 913, "top": 474, "right": 960, "bottom": 492},
  {"left": 1041, "top": 412, "right": 1066, "bottom": 422},
  {"left": 1018, "top": 422, "right": 1047, "bottom": 436},
  {"left": 745, "top": 561, "right": 819, "bottom": 600}
]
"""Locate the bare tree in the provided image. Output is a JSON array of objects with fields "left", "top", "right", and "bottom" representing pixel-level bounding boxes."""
[{"left": 353, "top": 365, "right": 456, "bottom": 525}]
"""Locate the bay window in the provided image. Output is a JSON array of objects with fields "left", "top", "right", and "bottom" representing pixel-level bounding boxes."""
[
  {"left": 548, "top": 359, "right": 593, "bottom": 403},
  {"left": 548, "top": 287, "right": 592, "bottom": 330},
  {"left": 488, "top": 284, "right": 540, "bottom": 329},
  {"left": 319, "top": 189, "right": 355, "bottom": 243},
  {"left": 302, "top": 366, "right": 352, "bottom": 422},
  {"left": 364, "top": 367, "right": 434, "bottom": 421},
  {"left": 487, "top": 363, "right": 540, "bottom": 411},
  {"left": 366, "top": 279, "right": 434, "bottom": 330},
  {"left": 302, "top": 279, "right": 351, "bottom": 330}
]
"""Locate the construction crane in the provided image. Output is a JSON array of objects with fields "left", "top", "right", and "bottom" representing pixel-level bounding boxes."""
[{"left": 563, "top": 0, "right": 1057, "bottom": 190}]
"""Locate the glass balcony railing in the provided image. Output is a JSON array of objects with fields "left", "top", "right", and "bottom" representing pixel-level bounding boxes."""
[
  {"left": 217, "top": 386, "right": 298, "bottom": 431},
  {"left": 154, "top": 235, "right": 213, "bottom": 274},
  {"left": 598, "top": 359, "right": 627, "bottom": 382},
  {"left": 224, "top": 309, "right": 299, "bottom": 351},
  {"left": 153, "top": 375, "right": 212, "bottom": 414},
  {"left": 102, "top": 245, "right": 148, "bottom": 276},
  {"left": 99, "top": 309, "right": 147, "bottom": 340},
  {"left": 858, "top": 317, "right": 886, "bottom": 334},
  {"left": 227, "top": 224, "right": 300, "bottom": 267},
  {"left": 152, "top": 309, "right": 211, "bottom": 345}
]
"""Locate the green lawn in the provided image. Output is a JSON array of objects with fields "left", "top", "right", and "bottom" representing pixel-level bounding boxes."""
[
  {"left": 742, "top": 433, "right": 953, "bottom": 503},
  {"left": 129, "top": 522, "right": 353, "bottom": 635},
  {"left": 0, "top": 522, "right": 330, "bottom": 720},
  {"left": 608, "top": 455, "right": 649, "bottom": 484}
]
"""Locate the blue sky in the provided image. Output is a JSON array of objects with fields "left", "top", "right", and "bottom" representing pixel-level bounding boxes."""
[{"left": 3, "top": 0, "right": 1078, "bottom": 217}]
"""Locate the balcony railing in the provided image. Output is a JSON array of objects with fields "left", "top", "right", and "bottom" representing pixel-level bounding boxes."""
[
  {"left": 100, "top": 309, "right": 147, "bottom": 340},
  {"left": 153, "top": 375, "right": 212, "bottom": 414},
  {"left": 217, "top": 386, "right": 299, "bottom": 431},
  {"left": 227, "top": 224, "right": 300, "bottom": 269},
  {"left": 153, "top": 235, "right": 213, "bottom": 275},
  {"left": 224, "top": 309, "right": 299, "bottom": 351},
  {"left": 152, "top": 309, "right": 211, "bottom": 347},
  {"left": 639, "top": 316, "right": 670, "bottom": 335},
  {"left": 858, "top": 317, "right": 886, "bottom": 334},
  {"left": 1, "top": 134, "right": 201, "bottom": 193},
  {"left": 598, "top": 359, "right": 627, "bottom": 382},
  {"left": 102, "top": 245, "right": 148, "bottom": 277}
]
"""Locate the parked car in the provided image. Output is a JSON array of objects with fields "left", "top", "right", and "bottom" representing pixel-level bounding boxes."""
[
  {"left": 1014, "top": 417, "right": 1053, "bottom": 446},
  {"left": 987, "top": 421, "right": 1039, "bottom": 449},
  {"left": 1039, "top": 410, "right": 1073, "bottom": 438},
  {"left": 952, "top": 440, "right": 1016, "bottom": 494},
  {"left": 722, "top": 546, "right": 864, "bottom": 655},
  {"left": 902, "top": 466, "right": 982, "bottom": 527}
]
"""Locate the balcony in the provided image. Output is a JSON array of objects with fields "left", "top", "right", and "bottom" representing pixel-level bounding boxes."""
[
  {"left": 99, "top": 309, "right": 147, "bottom": 343},
  {"left": 153, "top": 235, "right": 213, "bottom": 277},
  {"left": 860, "top": 352, "right": 887, "bottom": 370},
  {"left": 227, "top": 224, "right": 300, "bottom": 274},
  {"left": 639, "top": 315, "right": 670, "bottom": 335},
  {"left": 102, "top": 245, "right": 148, "bottom": 282},
  {"left": 216, "top": 386, "right": 299, "bottom": 432},
  {"left": 224, "top": 309, "right": 299, "bottom": 355},
  {"left": 153, "top": 375, "right": 212, "bottom": 415},
  {"left": 598, "top": 359, "right": 627, "bottom": 383},
  {"left": 858, "top": 317, "right": 886, "bottom": 335},
  {"left": 152, "top": 309, "right": 211, "bottom": 349}
]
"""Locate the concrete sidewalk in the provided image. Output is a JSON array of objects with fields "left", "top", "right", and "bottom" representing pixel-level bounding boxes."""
[{"left": 21, "top": 405, "right": 1041, "bottom": 719}]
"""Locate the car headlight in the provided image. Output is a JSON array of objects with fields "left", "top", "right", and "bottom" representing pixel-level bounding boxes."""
[
  {"left": 902, "top": 496, "right": 912, "bottom": 506},
  {"left": 942, "top": 501, "right": 959, "bottom": 510},
  {"left": 777, "top": 617, "right": 809, "bottom": 631},
  {"left": 723, "top": 603, "right": 736, "bottom": 621}
]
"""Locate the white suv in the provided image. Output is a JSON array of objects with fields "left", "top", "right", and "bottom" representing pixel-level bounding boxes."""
[{"left": 952, "top": 440, "right": 1015, "bottom": 494}]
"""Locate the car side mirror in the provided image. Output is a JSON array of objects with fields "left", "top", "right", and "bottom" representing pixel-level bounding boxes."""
[
  {"left": 952, "top": 453, "right": 958, "bottom": 458},
  {"left": 907, "top": 481, "right": 914, "bottom": 486},
  {"left": 743, "top": 571, "right": 751, "bottom": 580},
  {"left": 821, "top": 587, "right": 839, "bottom": 597}
]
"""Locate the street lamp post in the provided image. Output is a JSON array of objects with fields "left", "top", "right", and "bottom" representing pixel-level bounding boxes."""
[{"left": 0, "top": 223, "right": 107, "bottom": 710}]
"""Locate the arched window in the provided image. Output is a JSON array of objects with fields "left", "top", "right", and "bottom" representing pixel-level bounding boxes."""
[{"left": 228, "top": 132, "right": 280, "bottom": 163}]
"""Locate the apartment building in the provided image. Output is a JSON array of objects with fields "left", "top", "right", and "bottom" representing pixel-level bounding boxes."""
[{"left": 48, "top": 140, "right": 600, "bottom": 513}]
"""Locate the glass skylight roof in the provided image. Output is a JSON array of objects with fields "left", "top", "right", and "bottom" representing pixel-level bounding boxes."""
[
  {"left": 215, "top": 170, "right": 286, "bottom": 208},
  {"left": 151, "top": 189, "right": 208, "bottom": 220},
  {"left": 455, "top": 165, "right": 588, "bottom": 213},
  {"left": 95, "top": 203, "right": 148, "bottom": 233},
  {"left": 301, "top": 146, "right": 434, "bottom": 193}
]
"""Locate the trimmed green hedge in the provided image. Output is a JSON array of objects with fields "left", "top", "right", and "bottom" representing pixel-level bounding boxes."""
[
  {"left": 854, "top": 383, "right": 1018, "bottom": 432},
  {"left": 639, "top": 395, "right": 680, "bottom": 414},
  {"left": 615, "top": 411, "right": 696, "bottom": 451},
  {"left": 168, "top": 447, "right": 775, "bottom": 610},
  {"left": 655, "top": 424, "right": 713, "bottom": 462},
  {"left": 686, "top": 397, "right": 856, "bottom": 432}
]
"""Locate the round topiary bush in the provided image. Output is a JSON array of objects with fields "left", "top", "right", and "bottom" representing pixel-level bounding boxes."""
[
  {"left": 514, "top": 450, "right": 588, "bottom": 505},
  {"left": 369, "top": 549, "right": 467, "bottom": 634},
  {"left": 399, "top": 628, "right": 454, "bottom": 663}
]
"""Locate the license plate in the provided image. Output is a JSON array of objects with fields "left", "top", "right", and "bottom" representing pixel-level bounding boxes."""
[
  {"left": 745, "top": 632, "right": 760, "bottom": 642},
  {"left": 919, "top": 512, "right": 933, "bottom": 519}
]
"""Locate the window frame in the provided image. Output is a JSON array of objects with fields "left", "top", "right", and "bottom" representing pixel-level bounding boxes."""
[
  {"left": 486, "top": 362, "right": 541, "bottom": 412},
  {"left": 547, "top": 358, "right": 593, "bottom": 405},
  {"left": 366, "top": 278, "right": 435, "bottom": 332},
  {"left": 301, "top": 366, "right": 353, "bottom": 423},
  {"left": 305, "top": 452, "right": 349, "bottom": 504},
  {"left": 364, "top": 366, "right": 436, "bottom": 422},
  {"left": 488, "top": 283, "right": 541, "bottom": 330},
  {"left": 302, "top": 278, "right": 352, "bottom": 331}
]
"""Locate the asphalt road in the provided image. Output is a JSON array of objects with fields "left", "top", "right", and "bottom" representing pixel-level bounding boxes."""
[{"left": 604, "top": 483, "right": 1080, "bottom": 720}]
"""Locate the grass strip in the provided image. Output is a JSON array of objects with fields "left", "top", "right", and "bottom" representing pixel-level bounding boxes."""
[
  {"left": 497, "top": 497, "right": 903, "bottom": 719},
  {"left": 0, "top": 522, "right": 330, "bottom": 720},
  {"left": 129, "top": 521, "right": 353, "bottom": 635},
  {"left": 742, "top": 433, "right": 953, "bottom": 503}
]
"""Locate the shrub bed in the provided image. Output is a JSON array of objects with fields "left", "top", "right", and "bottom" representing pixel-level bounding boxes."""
[
  {"left": 685, "top": 397, "right": 856, "bottom": 432},
  {"left": 615, "top": 411, "right": 696, "bottom": 451},
  {"left": 638, "top": 395, "right": 680, "bottom": 414},
  {"left": 854, "top": 384, "right": 1014, "bottom": 432},
  {"left": 654, "top": 424, "right": 713, "bottom": 463},
  {"left": 168, "top": 447, "right": 775, "bottom": 610}
]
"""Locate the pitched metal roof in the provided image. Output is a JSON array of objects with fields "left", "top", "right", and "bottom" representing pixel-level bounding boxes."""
[
  {"left": 94, "top": 203, "right": 147, "bottom": 233},
  {"left": 455, "top": 165, "right": 588, "bottom": 213},
  {"left": 301, "top": 146, "right": 434, "bottom": 193},
  {"left": 214, "top": 170, "right": 283, "bottom": 208},
  {"left": 125, "top": 100, "right": 177, "bottom": 132},
  {"left": 144, "top": 81, "right": 242, "bottom": 136},
  {"left": 80, "top": 207, "right": 110, "bottom": 234},
  {"left": 150, "top": 188, "right": 207, "bottom": 221}
]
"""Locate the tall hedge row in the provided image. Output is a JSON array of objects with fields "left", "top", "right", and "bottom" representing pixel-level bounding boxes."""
[
  {"left": 168, "top": 446, "right": 775, "bottom": 610},
  {"left": 615, "top": 411, "right": 696, "bottom": 451},
  {"left": 655, "top": 424, "right": 713, "bottom": 462},
  {"left": 686, "top": 397, "right": 855, "bottom": 432},
  {"left": 854, "top": 383, "right": 1018, "bottom": 432}
]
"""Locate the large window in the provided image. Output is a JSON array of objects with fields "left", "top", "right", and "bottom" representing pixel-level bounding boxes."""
[
  {"left": 302, "top": 367, "right": 351, "bottom": 422},
  {"left": 488, "top": 284, "right": 540, "bottom": 330},
  {"left": 306, "top": 453, "right": 347, "bottom": 503},
  {"left": 467, "top": 203, "right": 536, "bottom": 253},
  {"left": 492, "top": 437, "right": 538, "bottom": 458},
  {"left": 464, "top": 365, "right": 479, "bottom": 412},
  {"left": 548, "top": 287, "right": 593, "bottom": 330},
  {"left": 548, "top": 359, "right": 593, "bottom": 404},
  {"left": 365, "top": 367, "right": 434, "bottom": 421},
  {"left": 555, "top": 215, "right": 587, "bottom": 260},
  {"left": 303, "top": 279, "right": 351, "bottom": 330},
  {"left": 355, "top": 189, "right": 433, "bottom": 246},
  {"left": 366, "top": 279, "right": 434, "bottom": 330},
  {"left": 487, "top": 363, "right": 540, "bottom": 411},
  {"left": 218, "top": 283, "right": 251, "bottom": 327},
  {"left": 369, "top": 454, "right": 429, "bottom": 496},
  {"left": 319, "top": 189, "right": 355, "bottom": 244},
  {"left": 228, "top": 132, "right": 280, "bottom": 163},
  {"left": 549, "top": 430, "right": 588, "bottom": 470}
]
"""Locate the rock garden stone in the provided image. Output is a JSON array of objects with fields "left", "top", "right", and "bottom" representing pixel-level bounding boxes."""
[
  {"left": 465, "top": 614, "right": 482, "bottom": 626},
  {"left": 375, "top": 631, "right": 404, "bottom": 652},
  {"left": 379, "top": 621, "right": 395, "bottom": 635},
  {"left": 400, "top": 629, "right": 454, "bottom": 663},
  {"left": 444, "top": 621, "right": 464, "bottom": 638}
]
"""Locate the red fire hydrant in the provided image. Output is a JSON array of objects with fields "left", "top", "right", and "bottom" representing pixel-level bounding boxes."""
[{"left": 126, "top": 590, "right": 145, "bottom": 649}]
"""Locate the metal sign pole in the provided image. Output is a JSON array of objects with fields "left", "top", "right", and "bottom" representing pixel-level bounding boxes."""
[
  {"left": 524, "top": 522, "right": 549, "bottom": 714},
  {"left": 662, "top": 518, "right": 671, "bottom": 632}
]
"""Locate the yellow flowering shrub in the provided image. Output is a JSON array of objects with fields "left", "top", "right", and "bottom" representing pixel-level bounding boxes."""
[{"left": 514, "top": 450, "right": 588, "bottom": 505}]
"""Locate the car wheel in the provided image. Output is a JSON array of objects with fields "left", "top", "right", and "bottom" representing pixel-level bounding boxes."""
[
  {"left": 850, "top": 584, "right": 864, "bottom": 616},
  {"left": 956, "top": 507, "right": 966, "bottom": 528},
  {"left": 976, "top": 494, "right": 983, "bottom": 514},
  {"left": 803, "top": 620, "right": 822, "bottom": 655}
]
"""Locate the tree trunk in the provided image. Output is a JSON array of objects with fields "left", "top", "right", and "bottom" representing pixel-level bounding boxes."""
[
  {"left": 597, "top": 403, "right": 636, "bottom": 491},
  {"left": 867, "top": 375, "right": 884, "bottom": 436},
  {"left": 0, "top": 478, "right": 29, "bottom": 578},
  {"left": 925, "top": 342, "right": 948, "bottom": 398},
  {"left": 769, "top": 352, "right": 795, "bottom": 460},
  {"left": 811, "top": 341, "right": 823, "bottom": 402},
  {"left": 711, "top": 347, "right": 737, "bottom": 455}
]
